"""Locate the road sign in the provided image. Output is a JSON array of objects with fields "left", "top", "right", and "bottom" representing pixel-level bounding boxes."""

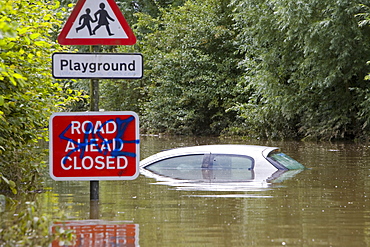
[
  {"left": 58, "top": 0, "right": 136, "bottom": 45},
  {"left": 52, "top": 53, "right": 143, "bottom": 79},
  {"left": 49, "top": 111, "right": 140, "bottom": 181}
]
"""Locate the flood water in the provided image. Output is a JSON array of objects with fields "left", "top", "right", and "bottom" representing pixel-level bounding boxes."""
[{"left": 38, "top": 136, "right": 370, "bottom": 246}]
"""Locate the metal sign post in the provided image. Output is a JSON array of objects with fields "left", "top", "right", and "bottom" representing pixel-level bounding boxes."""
[
  {"left": 90, "top": 45, "right": 100, "bottom": 202},
  {"left": 52, "top": 0, "right": 140, "bottom": 219}
]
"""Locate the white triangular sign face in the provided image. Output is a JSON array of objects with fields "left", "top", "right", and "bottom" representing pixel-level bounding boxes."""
[{"left": 58, "top": 0, "right": 136, "bottom": 45}]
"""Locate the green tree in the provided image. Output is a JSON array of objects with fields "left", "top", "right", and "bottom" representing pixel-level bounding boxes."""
[
  {"left": 0, "top": 0, "right": 82, "bottom": 193},
  {"left": 134, "top": 0, "right": 242, "bottom": 135},
  {"left": 231, "top": 0, "right": 370, "bottom": 140},
  {"left": 120, "top": 0, "right": 185, "bottom": 19},
  {"left": 98, "top": 0, "right": 186, "bottom": 115}
]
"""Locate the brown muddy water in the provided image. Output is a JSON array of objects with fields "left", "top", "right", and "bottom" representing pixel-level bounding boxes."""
[{"left": 16, "top": 136, "right": 370, "bottom": 246}]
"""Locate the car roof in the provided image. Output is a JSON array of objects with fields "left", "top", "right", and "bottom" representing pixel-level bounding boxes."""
[{"left": 140, "top": 144, "right": 279, "bottom": 167}]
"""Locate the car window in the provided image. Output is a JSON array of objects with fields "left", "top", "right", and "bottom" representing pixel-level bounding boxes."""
[
  {"left": 267, "top": 151, "right": 305, "bottom": 170},
  {"left": 211, "top": 154, "right": 254, "bottom": 170},
  {"left": 145, "top": 154, "right": 255, "bottom": 181},
  {"left": 146, "top": 154, "right": 205, "bottom": 172},
  {"left": 145, "top": 154, "right": 206, "bottom": 180}
]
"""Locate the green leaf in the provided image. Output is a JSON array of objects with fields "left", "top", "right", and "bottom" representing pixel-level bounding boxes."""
[{"left": 29, "top": 33, "right": 40, "bottom": 40}]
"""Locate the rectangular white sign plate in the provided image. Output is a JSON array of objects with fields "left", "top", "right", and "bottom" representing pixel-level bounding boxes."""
[{"left": 52, "top": 53, "right": 143, "bottom": 79}]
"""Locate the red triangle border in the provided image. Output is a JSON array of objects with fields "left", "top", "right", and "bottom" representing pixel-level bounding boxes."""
[{"left": 58, "top": 0, "right": 136, "bottom": 45}]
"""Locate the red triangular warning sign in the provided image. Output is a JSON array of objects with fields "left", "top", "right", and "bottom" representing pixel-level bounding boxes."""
[{"left": 58, "top": 0, "right": 136, "bottom": 45}]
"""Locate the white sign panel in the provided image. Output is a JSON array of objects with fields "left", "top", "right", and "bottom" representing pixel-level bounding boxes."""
[
  {"left": 66, "top": 0, "right": 129, "bottom": 39},
  {"left": 52, "top": 53, "right": 143, "bottom": 79}
]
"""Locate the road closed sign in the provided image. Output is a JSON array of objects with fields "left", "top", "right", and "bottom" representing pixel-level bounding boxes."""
[{"left": 49, "top": 111, "right": 139, "bottom": 181}]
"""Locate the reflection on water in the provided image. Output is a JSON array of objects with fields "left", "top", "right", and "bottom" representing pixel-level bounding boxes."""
[
  {"left": 39, "top": 136, "right": 370, "bottom": 246},
  {"left": 187, "top": 194, "right": 273, "bottom": 198},
  {"left": 51, "top": 220, "right": 139, "bottom": 246}
]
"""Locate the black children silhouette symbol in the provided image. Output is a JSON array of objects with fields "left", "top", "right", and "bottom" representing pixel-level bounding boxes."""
[{"left": 75, "top": 3, "right": 115, "bottom": 36}]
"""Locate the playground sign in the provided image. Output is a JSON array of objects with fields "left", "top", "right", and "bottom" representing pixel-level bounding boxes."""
[
  {"left": 52, "top": 53, "right": 143, "bottom": 79},
  {"left": 58, "top": 0, "right": 136, "bottom": 45}
]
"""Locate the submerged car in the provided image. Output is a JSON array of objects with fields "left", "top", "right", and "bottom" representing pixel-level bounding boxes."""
[{"left": 140, "top": 145, "right": 305, "bottom": 183}]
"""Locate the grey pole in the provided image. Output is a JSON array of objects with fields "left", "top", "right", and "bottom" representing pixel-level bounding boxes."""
[{"left": 90, "top": 45, "right": 100, "bottom": 204}]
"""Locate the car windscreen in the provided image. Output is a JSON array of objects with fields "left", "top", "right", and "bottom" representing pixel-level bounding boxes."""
[
  {"left": 146, "top": 154, "right": 205, "bottom": 172},
  {"left": 267, "top": 151, "right": 305, "bottom": 170}
]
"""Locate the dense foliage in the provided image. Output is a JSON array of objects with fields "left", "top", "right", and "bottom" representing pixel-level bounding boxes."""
[
  {"left": 136, "top": 0, "right": 242, "bottom": 135},
  {"left": 231, "top": 0, "right": 370, "bottom": 140},
  {"left": 0, "top": 1, "right": 82, "bottom": 245},
  {"left": 0, "top": 0, "right": 82, "bottom": 193}
]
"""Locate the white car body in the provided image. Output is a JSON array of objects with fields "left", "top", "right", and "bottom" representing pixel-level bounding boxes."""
[{"left": 140, "top": 145, "right": 304, "bottom": 184}]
